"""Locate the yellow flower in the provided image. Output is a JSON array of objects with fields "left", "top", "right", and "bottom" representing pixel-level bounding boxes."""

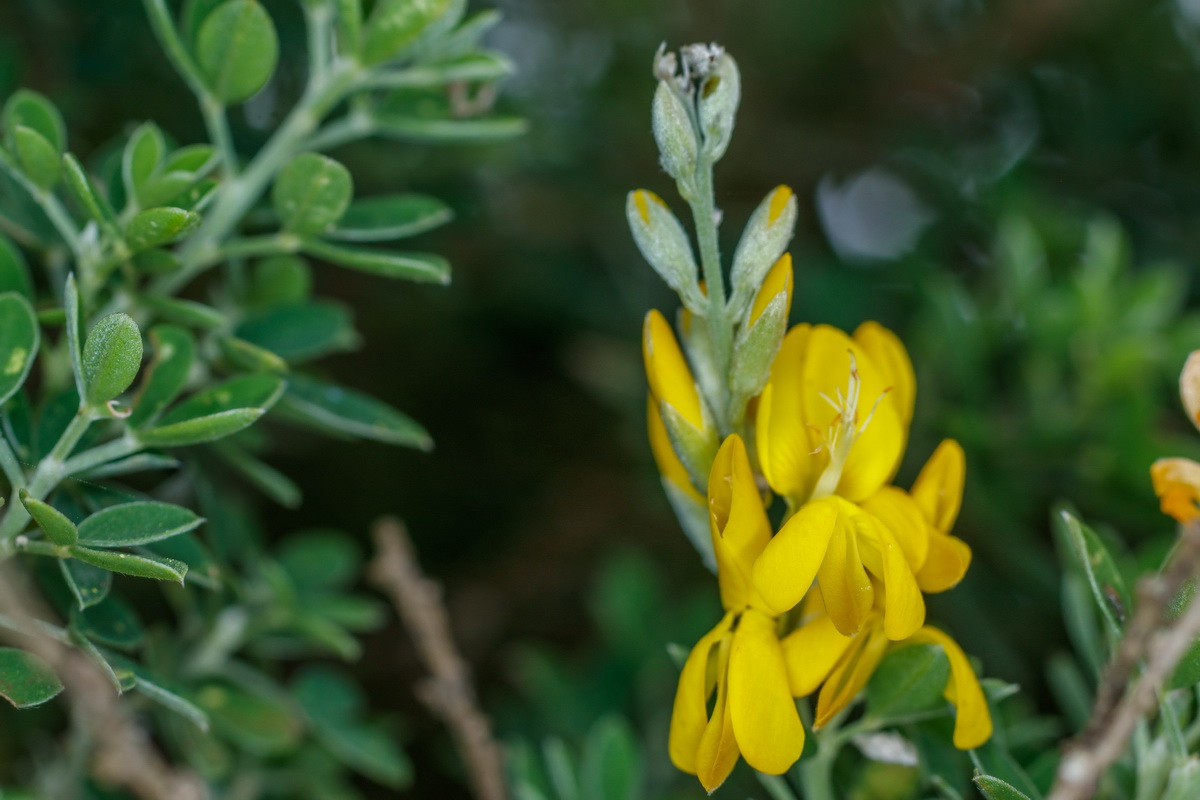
[
  {"left": 781, "top": 587, "right": 993, "bottom": 750},
  {"left": 669, "top": 435, "right": 805, "bottom": 791},
  {"left": 1153, "top": 351, "right": 1200, "bottom": 523},
  {"left": 752, "top": 323, "right": 934, "bottom": 638},
  {"left": 643, "top": 309, "right": 717, "bottom": 497}
]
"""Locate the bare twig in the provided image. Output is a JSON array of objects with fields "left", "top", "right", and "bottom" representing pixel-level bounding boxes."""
[
  {"left": 1048, "top": 520, "right": 1200, "bottom": 800},
  {"left": 369, "top": 517, "right": 507, "bottom": 800},
  {"left": 0, "top": 563, "right": 206, "bottom": 800}
]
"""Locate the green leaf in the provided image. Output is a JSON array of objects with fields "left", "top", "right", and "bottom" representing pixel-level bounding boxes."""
[
  {"left": 866, "top": 644, "right": 952, "bottom": 722},
  {"left": 142, "top": 295, "right": 226, "bottom": 329},
  {"left": 144, "top": 531, "right": 220, "bottom": 589},
  {"left": 246, "top": 255, "right": 312, "bottom": 307},
  {"left": 973, "top": 774, "right": 1033, "bottom": 800},
  {"left": 182, "top": 0, "right": 228, "bottom": 45},
  {"left": 543, "top": 737, "right": 580, "bottom": 800},
  {"left": 77, "top": 453, "right": 180, "bottom": 481},
  {"left": 212, "top": 442, "right": 301, "bottom": 508},
  {"left": 59, "top": 558, "right": 112, "bottom": 609},
  {"left": 126, "top": 207, "right": 201, "bottom": 251},
  {"left": 196, "top": 0, "right": 280, "bottom": 104},
  {"left": 77, "top": 501, "right": 203, "bottom": 548},
  {"left": 70, "top": 594, "right": 145, "bottom": 649},
  {"left": 0, "top": 292, "right": 39, "bottom": 406},
  {"left": 82, "top": 313, "right": 143, "bottom": 406},
  {"left": 122, "top": 122, "right": 164, "bottom": 207},
  {"left": 1054, "top": 508, "right": 1130, "bottom": 637},
  {"left": 362, "top": 0, "right": 451, "bottom": 65},
  {"left": 133, "top": 671, "right": 210, "bottom": 731},
  {"left": 13, "top": 125, "right": 62, "bottom": 190},
  {"left": 159, "top": 374, "right": 285, "bottom": 426},
  {"left": 277, "top": 529, "right": 361, "bottom": 589},
  {"left": 273, "top": 153, "right": 354, "bottom": 236},
  {"left": 236, "top": 302, "right": 359, "bottom": 362},
  {"left": 0, "top": 233, "right": 32, "bottom": 298},
  {"left": 281, "top": 373, "right": 431, "bottom": 449},
  {"left": 3, "top": 89, "right": 65, "bottom": 152},
  {"left": 20, "top": 491, "right": 78, "bottom": 545},
  {"left": 326, "top": 193, "right": 453, "bottom": 242},
  {"left": 69, "top": 545, "right": 188, "bottom": 583},
  {"left": 62, "top": 153, "right": 117, "bottom": 228},
  {"left": 163, "top": 144, "right": 216, "bottom": 174},
  {"left": 197, "top": 680, "right": 302, "bottom": 755},
  {"left": 373, "top": 114, "right": 528, "bottom": 143},
  {"left": 301, "top": 239, "right": 449, "bottom": 284},
  {"left": 218, "top": 336, "right": 288, "bottom": 374},
  {"left": 134, "top": 248, "right": 182, "bottom": 276},
  {"left": 0, "top": 647, "right": 63, "bottom": 709},
  {"left": 130, "top": 325, "right": 196, "bottom": 428},
  {"left": 138, "top": 408, "right": 265, "bottom": 447},
  {"left": 64, "top": 274, "right": 84, "bottom": 402},
  {"left": 580, "top": 715, "right": 641, "bottom": 800}
]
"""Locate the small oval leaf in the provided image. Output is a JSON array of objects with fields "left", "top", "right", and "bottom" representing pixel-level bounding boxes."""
[
  {"left": 60, "top": 558, "right": 113, "bottom": 610},
  {"left": 13, "top": 125, "right": 62, "bottom": 190},
  {"left": 300, "top": 239, "right": 449, "bottom": 284},
  {"left": 69, "top": 545, "right": 188, "bottom": 583},
  {"left": 126, "top": 207, "right": 200, "bottom": 252},
  {"left": 77, "top": 501, "right": 204, "bottom": 548},
  {"left": 0, "top": 292, "right": 39, "bottom": 406},
  {"left": 82, "top": 313, "right": 144, "bottom": 406},
  {"left": 273, "top": 153, "right": 354, "bottom": 236},
  {"left": 138, "top": 408, "right": 265, "bottom": 447},
  {"left": 196, "top": 0, "right": 280, "bottom": 104},
  {"left": 0, "top": 647, "right": 63, "bottom": 709},
  {"left": 3, "top": 89, "right": 66, "bottom": 152},
  {"left": 20, "top": 491, "right": 78, "bottom": 546},
  {"left": 281, "top": 373, "right": 431, "bottom": 449},
  {"left": 326, "top": 194, "right": 453, "bottom": 242}
]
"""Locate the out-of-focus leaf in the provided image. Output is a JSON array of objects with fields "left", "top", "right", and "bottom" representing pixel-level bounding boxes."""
[
  {"left": 1054, "top": 508, "right": 1130, "bottom": 637},
  {"left": 196, "top": 680, "right": 302, "bottom": 755},
  {"left": 158, "top": 374, "right": 284, "bottom": 425},
  {"left": 70, "top": 594, "right": 144, "bottom": 649},
  {"left": 13, "top": 126, "right": 61, "bottom": 189},
  {"left": 196, "top": 0, "right": 280, "bottom": 104},
  {"left": 866, "top": 644, "right": 952, "bottom": 722},
  {"left": 236, "top": 302, "right": 358, "bottom": 362},
  {"left": 130, "top": 325, "right": 196, "bottom": 428},
  {"left": 0, "top": 234, "right": 32, "bottom": 297},
  {"left": 0, "top": 647, "right": 62, "bottom": 708},
  {"left": 579, "top": 715, "right": 641, "bottom": 800},
  {"left": 301, "top": 239, "right": 449, "bottom": 284},
  {"left": 277, "top": 529, "right": 360, "bottom": 589},
  {"left": 3, "top": 89, "right": 65, "bottom": 152},
  {"left": 0, "top": 292, "right": 38, "bottom": 405},
  {"left": 245, "top": 255, "right": 311, "bottom": 307},
  {"left": 122, "top": 122, "right": 164, "bottom": 207},
  {"left": 325, "top": 194, "right": 452, "bottom": 242},
  {"left": 142, "top": 296, "right": 226, "bottom": 329},
  {"left": 59, "top": 558, "right": 112, "bottom": 609},
  {"left": 280, "top": 373, "right": 431, "bottom": 449},
  {"left": 218, "top": 336, "right": 288, "bottom": 374},
  {"left": 273, "top": 153, "right": 353, "bottom": 236},
  {"left": 212, "top": 441, "right": 301, "bottom": 508},
  {"left": 126, "top": 207, "right": 200, "bottom": 251},
  {"left": 361, "top": 0, "right": 451, "bottom": 65},
  {"left": 373, "top": 114, "right": 528, "bottom": 143}
]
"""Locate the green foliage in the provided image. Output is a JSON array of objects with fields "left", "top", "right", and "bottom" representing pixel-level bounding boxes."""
[{"left": 0, "top": 0, "right": 518, "bottom": 795}]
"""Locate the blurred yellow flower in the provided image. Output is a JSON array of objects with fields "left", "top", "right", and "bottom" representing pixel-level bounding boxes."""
[
  {"left": 669, "top": 435, "right": 804, "bottom": 792},
  {"left": 1153, "top": 351, "right": 1200, "bottom": 523}
]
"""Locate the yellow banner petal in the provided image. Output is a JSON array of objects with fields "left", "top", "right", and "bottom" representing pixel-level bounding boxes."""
[
  {"left": 911, "top": 439, "right": 965, "bottom": 534},
  {"left": 817, "top": 501, "right": 875, "bottom": 636},
  {"left": 1151, "top": 457, "right": 1200, "bottom": 524},
  {"left": 728, "top": 609, "right": 806, "bottom": 774},
  {"left": 757, "top": 324, "right": 823, "bottom": 501},
  {"left": 782, "top": 610, "right": 854, "bottom": 697},
  {"left": 814, "top": 619, "right": 889, "bottom": 727},
  {"left": 752, "top": 496, "right": 841, "bottom": 615},
  {"left": 853, "top": 321, "right": 915, "bottom": 427},
  {"left": 909, "top": 626, "right": 993, "bottom": 749},
  {"left": 861, "top": 486, "right": 930, "bottom": 572},
  {"left": 669, "top": 613, "right": 735, "bottom": 774}
]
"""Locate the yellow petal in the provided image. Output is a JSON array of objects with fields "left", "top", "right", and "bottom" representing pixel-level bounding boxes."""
[
  {"left": 818, "top": 499, "right": 875, "bottom": 636},
  {"left": 782, "top": 610, "right": 854, "bottom": 696},
  {"left": 854, "top": 511, "right": 925, "bottom": 640},
  {"left": 757, "top": 324, "right": 824, "bottom": 501},
  {"left": 669, "top": 613, "right": 735, "bottom": 774},
  {"left": 648, "top": 396, "right": 703, "bottom": 502},
  {"left": 729, "top": 609, "right": 806, "bottom": 774},
  {"left": 1181, "top": 350, "right": 1200, "bottom": 432},
  {"left": 861, "top": 487, "right": 929, "bottom": 572},
  {"left": 908, "top": 626, "right": 993, "bottom": 749},
  {"left": 917, "top": 532, "right": 972, "bottom": 593},
  {"left": 643, "top": 309, "right": 706, "bottom": 431},
  {"left": 748, "top": 253, "right": 794, "bottom": 328},
  {"left": 752, "top": 496, "right": 842, "bottom": 615},
  {"left": 709, "top": 435, "right": 773, "bottom": 610},
  {"left": 814, "top": 619, "right": 888, "bottom": 727},
  {"left": 803, "top": 326, "right": 905, "bottom": 502},
  {"left": 696, "top": 632, "right": 740, "bottom": 792},
  {"left": 853, "top": 321, "right": 915, "bottom": 427},
  {"left": 911, "top": 439, "right": 965, "bottom": 534},
  {"left": 1151, "top": 457, "right": 1200, "bottom": 524}
]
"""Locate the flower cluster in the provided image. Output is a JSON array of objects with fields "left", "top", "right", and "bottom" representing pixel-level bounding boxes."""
[{"left": 630, "top": 44, "right": 993, "bottom": 792}]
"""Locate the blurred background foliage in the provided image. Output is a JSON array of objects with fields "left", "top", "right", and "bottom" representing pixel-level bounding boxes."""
[{"left": 4, "top": 0, "right": 1200, "bottom": 797}]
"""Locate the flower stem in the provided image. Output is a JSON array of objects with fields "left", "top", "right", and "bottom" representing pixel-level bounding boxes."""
[{"left": 688, "top": 158, "right": 733, "bottom": 430}]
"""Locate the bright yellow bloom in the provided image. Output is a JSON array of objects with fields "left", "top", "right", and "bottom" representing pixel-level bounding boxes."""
[
  {"left": 669, "top": 435, "right": 805, "bottom": 791},
  {"left": 781, "top": 587, "right": 993, "bottom": 749},
  {"left": 752, "top": 323, "right": 939, "bottom": 638},
  {"left": 1153, "top": 351, "right": 1200, "bottom": 523}
]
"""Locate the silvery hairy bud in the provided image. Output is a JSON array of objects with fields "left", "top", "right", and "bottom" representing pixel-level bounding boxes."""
[
  {"left": 728, "top": 185, "right": 797, "bottom": 316},
  {"left": 626, "top": 189, "right": 704, "bottom": 312},
  {"left": 651, "top": 81, "right": 699, "bottom": 186},
  {"left": 697, "top": 52, "right": 740, "bottom": 162}
]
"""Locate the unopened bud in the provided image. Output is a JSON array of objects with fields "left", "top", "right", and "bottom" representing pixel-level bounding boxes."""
[
  {"left": 731, "top": 254, "right": 792, "bottom": 403},
  {"left": 697, "top": 53, "right": 740, "bottom": 161},
  {"left": 651, "top": 81, "right": 699, "bottom": 184},
  {"left": 729, "top": 185, "right": 797, "bottom": 316},
  {"left": 627, "top": 190, "right": 703, "bottom": 311}
]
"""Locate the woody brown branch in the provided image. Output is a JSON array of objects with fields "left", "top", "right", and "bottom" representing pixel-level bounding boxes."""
[
  {"left": 0, "top": 562, "right": 205, "bottom": 800},
  {"left": 1048, "top": 519, "right": 1200, "bottom": 800},
  {"left": 369, "top": 517, "right": 507, "bottom": 800}
]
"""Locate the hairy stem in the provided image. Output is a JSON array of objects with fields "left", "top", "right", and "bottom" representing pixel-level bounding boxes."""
[
  {"left": 687, "top": 160, "right": 732, "bottom": 430},
  {"left": 0, "top": 409, "right": 93, "bottom": 547}
]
